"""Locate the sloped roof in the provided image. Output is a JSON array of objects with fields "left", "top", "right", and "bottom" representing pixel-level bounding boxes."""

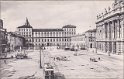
[
  {"left": 17, "top": 25, "right": 32, "bottom": 28},
  {"left": 33, "top": 29, "right": 63, "bottom": 32},
  {"left": 63, "top": 25, "right": 76, "bottom": 28},
  {"left": 85, "top": 29, "right": 96, "bottom": 32}
]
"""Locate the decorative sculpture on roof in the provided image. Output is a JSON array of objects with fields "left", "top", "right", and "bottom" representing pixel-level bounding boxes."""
[
  {"left": 25, "top": 17, "right": 30, "bottom": 26},
  {"left": 104, "top": 8, "right": 108, "bottom": 15}
]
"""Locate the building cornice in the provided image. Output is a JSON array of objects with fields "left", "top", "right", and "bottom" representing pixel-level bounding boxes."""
[{"left": 96, "top": 12, "right": 124, "bottom": 24}]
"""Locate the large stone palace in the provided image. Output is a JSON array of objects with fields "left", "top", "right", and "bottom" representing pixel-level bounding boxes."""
[
  {"left": 96, "top": 0, "right": 124, "bottom": 54},
  {"left": 17, "top": 18, "right": 76, "bottom": 49}
]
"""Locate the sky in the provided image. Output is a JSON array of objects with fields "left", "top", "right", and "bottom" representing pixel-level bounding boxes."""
[{"left": 0, "top": 0, "right": 114, "bottom": 34}]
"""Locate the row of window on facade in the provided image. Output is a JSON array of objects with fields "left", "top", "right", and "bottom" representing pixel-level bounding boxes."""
[
  {"left": 34, "top": 32, "right": 63, "bottom": 37},
  {"left": 20, "top": 32, "right": 32, "bottom": 36},
  {"left": 23, "top": 35, "right": 31, "bottom": 37},
  {"left": 34, "top": 42, "right": 70, "bottom": 46},
  {"left": 63, "top": 28, "right": 76, "bottom": 31},
  {"left": 18, "top": 28, "right": 75, "bottom": 32},
  {"left": 20, "top": 32, "right": 75, "bottom": 37},
  {"left": 89, "top": 38, "right": 95, "bottom": 42},
  {"left": 18, "top": 28, "right": 32, "bottom": 32},
  {"left": 72, "top": 37, "right": 86, "bottom": 41},
  {"left": 33, "top": 32, "right": 75, "bottom": 36},
  {"left": 89, "top": 33, "right": 95, "bottom": 37},
  {"left": 33, "top": 38, "right": 71, "bottom": 42}
]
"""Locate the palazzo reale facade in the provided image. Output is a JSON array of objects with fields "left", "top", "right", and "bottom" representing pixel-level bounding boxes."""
[
  {"left": 96, "top": 0, "right": 124, "bottom": 54},
  {"left": 17, "top": 18, "right": 76, "bottom": 49}
]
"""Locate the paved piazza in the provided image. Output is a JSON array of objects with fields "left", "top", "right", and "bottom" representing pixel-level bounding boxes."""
[
  {"left": 45, "top": 48, "right": 123, "bottom": 79},
  {"left": 0, "top": 48, "right": 123, "bottom": 79}
]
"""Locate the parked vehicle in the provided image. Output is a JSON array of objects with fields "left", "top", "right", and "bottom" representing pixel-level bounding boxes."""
[
  {"left": 64, "top": 47, "right": 70, "bottom": 50},
  {"left": 70, "top": 48, "right": 75, "bottom": 51},
  {"left": 15, "top": 53, "right": 28, "bottom": 59},
  {"left": 80, "top": 47, "right": 86, "bottom": 50}
]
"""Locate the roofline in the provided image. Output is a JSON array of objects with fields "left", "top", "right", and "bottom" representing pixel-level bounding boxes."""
[
  {"left": 32, "top": 28, "right": 64, "bottom": 32},
  {"left": 96, "top": 12, "right": 124, "bottom": 24},
  {"left": 17, "top": 26, "right": 33, "bottom": 28}
]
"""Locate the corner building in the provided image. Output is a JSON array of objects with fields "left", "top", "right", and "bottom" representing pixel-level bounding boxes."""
[
  {"left": 17, "top": 18, "right": 76, "bottom": 49},
  {"left": 0, "top": 19, "right": 7, "bottom": 53},
  {"left": 85, "top": 29, "right": 96, "bottom": 50},
  {"left": 96, "top": 0, "right": 124, "bottom": 54},
  {"left": 7, "top": 32, "right": 25, "bottom": 51}
]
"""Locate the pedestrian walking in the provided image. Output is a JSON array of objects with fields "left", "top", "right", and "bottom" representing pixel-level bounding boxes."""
[
  {"left": 90, "top": 58, "right": 92, "bottom": 61},
  {"left": 98, "top": 57, "right": 100, "bottom": 60},
  {"left": 108, "top": 51, "right": 111, "bottom": 56},
  {"left": 93, "top": 58, "right": 95, "bottom": 62},
  {"left": 54, "top": 57, "right": 55, "bottom": 61},
  {"left": 90, "top": 58, "right": 93, "bottom": 62}
]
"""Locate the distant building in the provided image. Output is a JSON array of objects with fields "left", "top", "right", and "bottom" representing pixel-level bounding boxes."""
[
  {"left": 96, "top": 0, "right": 124, "bottom": 54},
  {"left": 17, "top": 18, "right": 76, "bottom": 49},
  {"left": 0, "top": 19, "right": 7, "bottom": 54},
  {"left": 71, "top": 33, "right": 86, "bottom": 49},
  {"left": 85, "top": 29, "right": 96, "bottom": 50},
  {"left": 7, "top": 32, "right": 25, "bottom": 51}
]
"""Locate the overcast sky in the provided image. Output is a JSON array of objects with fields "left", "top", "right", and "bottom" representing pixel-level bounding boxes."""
[{"left": 1, "top": 0, "right": 114, "bottom": 33}]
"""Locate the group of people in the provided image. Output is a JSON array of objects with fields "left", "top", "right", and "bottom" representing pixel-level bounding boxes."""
[
  {"left": 53, "top": 56, "right": 68, "bottom": 61},
  {"left": 90, "top": 57, "right": 101, "bottom": 62}
]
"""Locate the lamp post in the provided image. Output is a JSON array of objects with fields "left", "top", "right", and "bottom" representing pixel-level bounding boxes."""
[
  {"left": 40, "top": 46, "right": 42, "bottom": 68},
  {"left": 95, "top": 38, "right": 97, "bottom": 54},
  {"left": 39, "top": 44, "right": 44, "bottom": 69},
  {"left": 96, "top": 47, "right": 97, "bottom": 54}
]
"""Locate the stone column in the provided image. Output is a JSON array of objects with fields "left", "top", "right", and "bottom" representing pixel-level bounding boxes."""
[
  {"left": 120, "top": 16, "right": 124, "bottom": 53},
  {"left": 104, "top": 23, "right": 108, "bottom": 53},
  {"left": 122, "top": 18, "right": 124, "bottom": 40},
  {"left": 107, "top": 21, "right": 110, "bottom": 53},
  {"left": 107, "top": 42, "right": 109, "bottom": 53},
  {"left": 119, "top": 19, "right": 123, "bottom": 54},
  {"left": 107, "top": 22, "right": 109, "bottom": 40},
  {"left": 109, "top": 22, "right": 111, "bottom": 40},
  {"left": 114, "top": 20, "right": 118, "bottom": 40},
  {"left": 111, "top": 21, "right": 115, "bottom": 53},
  {"left": 116, "top": 19, "right": 119, "bottom": 39},
  {"left": 113, "top": 20, "right": 116, "bottom": 39},
  {"left": 104, "top": 23, "right": 108, "bottom": 39},
  {"left": 105, "top": 42, "right": 107, "bottom": 52},
  {"left": 118, "top": 19, "right": 121, "bottom": 39},
  {"left": 116, "top": 19, "right": 121, "bottom": 54}
]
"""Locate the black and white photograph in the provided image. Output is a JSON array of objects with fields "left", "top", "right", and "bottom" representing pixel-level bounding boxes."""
[{"left": 0, "top": 0, "right": 124, "bottom": 79}]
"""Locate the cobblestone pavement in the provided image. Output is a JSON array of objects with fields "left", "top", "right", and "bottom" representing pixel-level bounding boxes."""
[
  {"left": 0, "top": 50, "right": 44, "bottom": 79},
  {"left": 47, "top": 48, "right": 123, "bottom": 79},
  {"left": 0, "top": 49, "right": 123, "bottom": 79}
]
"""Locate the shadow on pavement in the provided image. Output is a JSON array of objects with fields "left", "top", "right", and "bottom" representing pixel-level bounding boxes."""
[
  {"left": 54, "top": 72, "right": 66, "bottom": 79},
  {"left": 96, "top": 54, "right": 103, "bottom": 55}
]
